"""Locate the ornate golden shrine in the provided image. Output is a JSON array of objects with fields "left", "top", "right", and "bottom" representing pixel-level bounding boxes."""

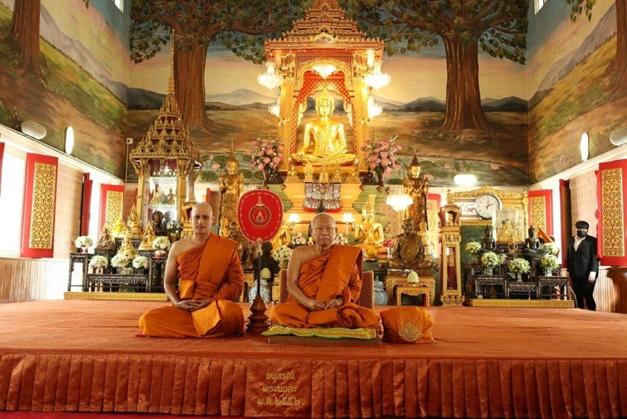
[
  {"left": 129, "top": 59, "right": 201, "bottom": 227},
  {"left": 263, "top": 0, "right": 384, "bottom": 174}
]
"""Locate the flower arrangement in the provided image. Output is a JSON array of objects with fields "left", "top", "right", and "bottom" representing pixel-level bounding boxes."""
[
  {"left": 152, "top": 236, "right": 171, "bottom": 251},
  {"left": 74, "top": 236, "right": 93, "bottom": 250},
  {"left": 132, "top": 255, "right": 150, "bottom": 270},
  {"left": 111, "top": 254, "right": 131, "bottom": 269},
  {"left": 465, "top": 241, "right": 482, "bottom": 255},
  {"left": 290, "top": 232, "right": 307, "bottom": 247},
  {"left": 480, "top": 251, "right": 500, "bottom": 268},
  {"left": 271, "top": 245, "right": 293, "bottom": 263},
  {"left": 541, "top": 242, "right": 559, "bottom": 255},
  {"left": 540, "top": 254, "right": 560, "bottom": 270},
  {"left": 251, "top": 138, "right": 283, "bottom": 173},
  {"left": 362, "top": 136, "right": 401, "bottom": 181},
  {"left": 509, "top": 258, "right": 531, "bottom": 274},
  {"left": 88, "top": 255, "right": 108, "bottom": 270},
  {"left": 335, "top": 233, "right": 349, "bottom": 245}
]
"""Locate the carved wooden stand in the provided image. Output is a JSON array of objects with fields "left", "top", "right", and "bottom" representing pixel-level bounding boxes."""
[{"left": 247, "top": 295, "right": 270, "bottom": 334}]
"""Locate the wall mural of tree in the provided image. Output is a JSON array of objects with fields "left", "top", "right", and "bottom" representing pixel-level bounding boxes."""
[
  {"left": 10, "top": 0, "right": 41, "bottom": 75},
  {"left": 346, "top": 0, "right": 528, "bottom": 133},
  {"left": 568, "top": 0, "right": 627, "bottom": 94},
  {"left": 130, "top": 0, "right": 308, "bottom": 131}
]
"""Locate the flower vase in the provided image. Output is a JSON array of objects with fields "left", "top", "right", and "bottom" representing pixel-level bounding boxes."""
[
  {"left": 545, "top": 268, "right": 553, "bottom": 277},
  {"left": 485, "top": 266, "right": 494, "bottom": 276},
  {"left": 376, "top": 170, "right": 384, "bottom": 191},
  {"left": 280, "top": 259, "right": 289, "bottom": 269},
  {"left": 96, "top": 267, "right": 104, "bottom": 275},
  {"left": 515, "top": 272, "right": 522, "bottom": 282}
]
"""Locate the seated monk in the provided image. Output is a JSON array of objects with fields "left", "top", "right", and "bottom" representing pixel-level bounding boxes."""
[
  {"left": 269, "top": 212, "right": 381, "bottom": 331},
  {"left": 139, "top": 202, "right": 244, "bottom": 338}
]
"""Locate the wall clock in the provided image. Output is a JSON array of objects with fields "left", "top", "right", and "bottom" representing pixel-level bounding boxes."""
[{"left": 474, "top": 194, "right": 501, "bottom": 219}]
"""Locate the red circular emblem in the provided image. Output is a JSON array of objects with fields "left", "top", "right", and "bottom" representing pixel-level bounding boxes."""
[{"left": 237, "top": 190, "right": 283, "bottom": 242}]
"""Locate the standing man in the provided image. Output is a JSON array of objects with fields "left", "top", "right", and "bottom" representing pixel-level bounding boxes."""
[{"left": 567, "top": 220, "right": 599, "bottom": 310}]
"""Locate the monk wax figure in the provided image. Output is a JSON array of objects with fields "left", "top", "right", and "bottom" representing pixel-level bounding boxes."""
[
  {"left": 139, "top": 202, "right": 244, "bottom": 338},
  {"left": 269, "top": 212, "right": 381, "bottom": 330}
]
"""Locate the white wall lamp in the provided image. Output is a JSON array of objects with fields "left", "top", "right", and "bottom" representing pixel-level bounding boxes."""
[
  {"left": 453, "top": 174, "right": 477, "bottom": 186},
  {"left": 64, "top": 126, "right": 75, "bottom": 155},
  {"left": 579, "top": 132, "right": 589, "bottom": 162}
]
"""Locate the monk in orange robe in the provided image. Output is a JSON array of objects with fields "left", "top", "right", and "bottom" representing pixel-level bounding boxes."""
[
  {"left": 269, "top": 213, "right": 381, "bottom": 330},
  {"left": 139, "top": 202, "right": 244, "bottom": 338}
]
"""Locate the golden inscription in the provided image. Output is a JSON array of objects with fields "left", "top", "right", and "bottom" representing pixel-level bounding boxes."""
[
  {"left": 529, "top": 196, "right": 546, "bottom": 232},
  {"left": 105, "top": 190, "right": 123, "bottom": 228},
  {"left": 29, "top": 162, "right": 57, "bottom": 249},
  {"left": 256, "top": 369, "right": 303, "bottom": 408}
]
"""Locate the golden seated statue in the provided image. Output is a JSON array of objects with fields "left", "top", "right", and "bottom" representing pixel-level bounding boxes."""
[
  {"left": 138, "top": 224, "right": 156, "bottom": 251},
  {"left": 354, "top": 196, "right": 384, "bottom": 259},
  {"left": 293, "top": 88, "right": 355, "bottom": 165}
]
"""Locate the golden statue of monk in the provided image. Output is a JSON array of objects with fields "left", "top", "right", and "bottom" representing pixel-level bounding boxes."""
[
  {"left": 139, "top": 202, "right": 244, "bottom": 338},
  {"left": 404, "top": 156, "right": 428, "bottom": 232},
  {"left": 295, "top": 88, "right": 354, "bottom": 164},
  {"left": 269, "top": 213, "right": 381, "bottom": 330},
  {"left": 218, "top": 155, "right": 244, "bottom": 239}
]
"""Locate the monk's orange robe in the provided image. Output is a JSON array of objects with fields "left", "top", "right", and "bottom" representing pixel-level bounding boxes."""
[
  {"left": 139, "top": 234, "right": 244, "bottom": 338},
  {"left": 269, "top": 245, "right": 381, "bottom": 330}
]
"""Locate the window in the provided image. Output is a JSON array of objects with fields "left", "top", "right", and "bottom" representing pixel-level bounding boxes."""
[
  {"left": 114, "top": 0, "right": 123, "bottom": 12},
  {"left": 0, "top": 153, "right": 25, "bottom": 256},
  {"left": 534, "top": 0, "right": 549, "bottom": 14}
]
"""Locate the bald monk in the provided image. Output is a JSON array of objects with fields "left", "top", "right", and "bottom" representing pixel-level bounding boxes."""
[
  {"left": 139, "top": 202, "right": 244, "bottom": 337},
  {"left": 269, "top": 213, "right": 381, "bottom": 330}
]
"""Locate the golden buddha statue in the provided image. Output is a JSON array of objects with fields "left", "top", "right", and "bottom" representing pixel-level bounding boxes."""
[
  {"left": 138, "top": 223, "right": 156, "bottom": 251},
  {"left": 117, "top": 230, "right": 136, "bottom": 259},
  {"left": 271, "top": 222, "right": 292, "bottom": 251},
  {"left": 294, "top": 88, "right": 354, "bottom": 164},
  {"left": 218, "top": 154, "right": 244, "bottom": 239},
  {"left": 165, "top": 188, "right": 175, "bottom": 205},
  {"left": 150, "top": 184, "right": 163, "bottom": 205},
  {"left": 354, "top": 195, "right": 385, "bottom": 259},
  {"left": 95, "top": 225, "right": 116, "bottom": 251},
  {"left": 404, "top": 156, "right": 429, "bottom": 231},
  {"left": 111, "top": 217, "right": 126, "bottom": 238},
  {"left": 126, "top": 204, "right": 143, "bottom": 239}
]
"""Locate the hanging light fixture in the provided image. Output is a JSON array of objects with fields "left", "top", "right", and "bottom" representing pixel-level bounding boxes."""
[
  {"left": 367, "top": 97, "right": 382, "bottom": 119},
  {"left": 453, "top": 174, "right": 477, "bottom": 186},
  {"left": 312, "top": 63, "right": 337, "bottom": 79},
  {"left": 257, "top": 62, "right": 283, "bottom": 90},
  {"left": 385, "top": 193, "right": 413, "bottom": 212},
  {"left": 268, "top": 99, "right": 280, "bottom": 117},
  {"left": 365, "top": 62, "right": 390, "bottom": 89}
]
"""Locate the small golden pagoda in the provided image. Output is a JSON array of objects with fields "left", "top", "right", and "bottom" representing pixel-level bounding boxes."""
[{"left": 129, "top": 49, "right": 201, "bottom": 227}]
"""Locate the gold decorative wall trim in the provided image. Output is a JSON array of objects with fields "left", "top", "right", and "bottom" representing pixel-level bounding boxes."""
[
  {"left": 529, "top": 196, "right": 547, "bottom": 232},
  {"left": 29, "top": 162, "right": 57, "bottom": 249},
  {"left": 105, "top": 190, "right": 123, "bottom": 227},
  {"left": 601, "top": 168, "right": 624, "bottom": 257}
]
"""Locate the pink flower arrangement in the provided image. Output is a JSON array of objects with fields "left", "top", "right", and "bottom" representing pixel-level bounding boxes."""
[
  {"left": 251, "top": 138, "right": 284, "bottom": 172},
  {"left": 362, "top": 137, "right": 402, "bottom": 179}
]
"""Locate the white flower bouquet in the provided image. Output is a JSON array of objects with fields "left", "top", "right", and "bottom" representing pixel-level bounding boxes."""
[
  {"left": 74, "top": 236, "right": 93, "bottom": 249},
  {"left": 271, "top": 245, "right": 293, "bottom": 263},
  {"left": 335, "top": 233, "right": 349, "bottom": 245},
  {"left": 290, "top": 232, "right": 307, "bottom": 247},
  {"left": 541, "top": 243, "right": 559, "bottom": 255},
  {"left": 88, "top": 255, "right": 108, "bottom": 270},
  {"left": 509, "top": 258, "right": 531, "bottom": 274},
  {"left": 111, "top": 254, "right": 131, "bottom": 269},
  {"left": 152, "top": 236, "right": 171, "bottom": 251},
  {"left": 465, "top": 241, "right": 482, "bottom": 255},
  {"left": 540, "top": 254, "right": 560, "bottom": 270},
  {"left": 132, "top": 255, "right": 150, "bottom": 270},
  {"left": 481, "top": 251, "right": 500, "bottom": 268}
]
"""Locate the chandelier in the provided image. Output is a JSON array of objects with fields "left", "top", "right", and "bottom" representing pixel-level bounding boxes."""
[
  {"left": 312, "top": 63, "right": 337, "bottom": 79},
  {"left": 257, "top": 62, "right": 283, "bottom": 90},
  {"left": 365, "top": 62, "right": 390, "bottom": 89},
  {"left": 386, "top": 193, "right": 413, "bottom": 212},
  {"left": 367, "top": 97, "right": 382, "bottom": 119}
]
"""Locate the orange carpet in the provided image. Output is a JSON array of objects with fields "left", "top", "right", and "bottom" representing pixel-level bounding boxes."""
[{"left": 0, "top": 301, "right": 625, "bottom": 417}]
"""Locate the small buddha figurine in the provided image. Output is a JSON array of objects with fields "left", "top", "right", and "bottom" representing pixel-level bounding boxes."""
[
  {"left": 126, "top": 204, "right": 143, "bottom": 239},
  {"left": 218, "top": 154, "right": 244, "bottom": 239},
  {"left": 481, "top": 225, "right": 496, "bottom": 251},
  {"left": 319, "top": 164, "right": 330, "bottom": 184},
  {"left": 304, "top": 161, "right": 314, "bottom": 182},
  {"left": 95, "top": 225, "right": 116, "bottom": 251},
  {"left": 117, "top": 230, "right": 136, "bottom": 259},
  {"left": 150, "top": 184, "right": 163, "bottom": 205},
  {"left": 138, "top": 223, "right": 156, "bottom": 251},
  {"left": 165, "top": 188, "right": 175, "bottom": 205},
  {"left": 110, "top": 217, "right": 126, "bottom": 238},
  {"left": 525, "top": 225, "right": 541, "bottom": 251},
  {"left": 354, "top": 196, "right": 385, "bottom": 259},
  {"left": 151, "top": 211, "right": 166, "bottom": 236},
  {"left": 271, "top": 222, "right": 292, "bottom": 251},
  {"left": 404, "top": 155, "right": 429, "bottom": 231}
]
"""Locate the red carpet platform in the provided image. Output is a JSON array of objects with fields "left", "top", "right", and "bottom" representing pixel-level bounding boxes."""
[{"left": 0, "top": 301, "right": 626, "bottom": 418}]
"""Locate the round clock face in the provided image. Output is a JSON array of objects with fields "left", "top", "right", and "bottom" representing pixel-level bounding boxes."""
[{"left": 475, "top": 194, "right": 501, "bottom": 219}]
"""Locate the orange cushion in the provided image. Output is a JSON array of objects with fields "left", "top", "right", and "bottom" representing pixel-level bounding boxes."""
[{"left": 380, "top": 307, "right": 434, "bottom": 343}]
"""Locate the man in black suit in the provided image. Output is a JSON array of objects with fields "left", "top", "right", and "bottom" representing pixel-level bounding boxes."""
[{"left": 566, "top": 220, "right": 599, "bottom": 310}]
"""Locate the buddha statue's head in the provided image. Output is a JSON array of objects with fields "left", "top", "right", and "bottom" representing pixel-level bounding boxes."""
[
  {"left": 225, "top": 154, "right": 239, "bottom": 175},
  {"left": 314, "top": 88, "right": 335, "bottom": 118},
  {"left": 408, "top": 156, "right": 421, "bottom": 179}
]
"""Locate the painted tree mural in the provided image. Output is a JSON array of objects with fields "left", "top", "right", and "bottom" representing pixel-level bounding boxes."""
[
  {"left": 347, "top": 0, "right": 527, "bottom": 132},
  {"left": 10, "top": 0, "right": 41, "bottom": 75},
  {"left": 130, "top": 0, "right": 307, "bottom": 130},
  {"left": 567, "top": 0, "right": 627, "bottom": 93}
]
